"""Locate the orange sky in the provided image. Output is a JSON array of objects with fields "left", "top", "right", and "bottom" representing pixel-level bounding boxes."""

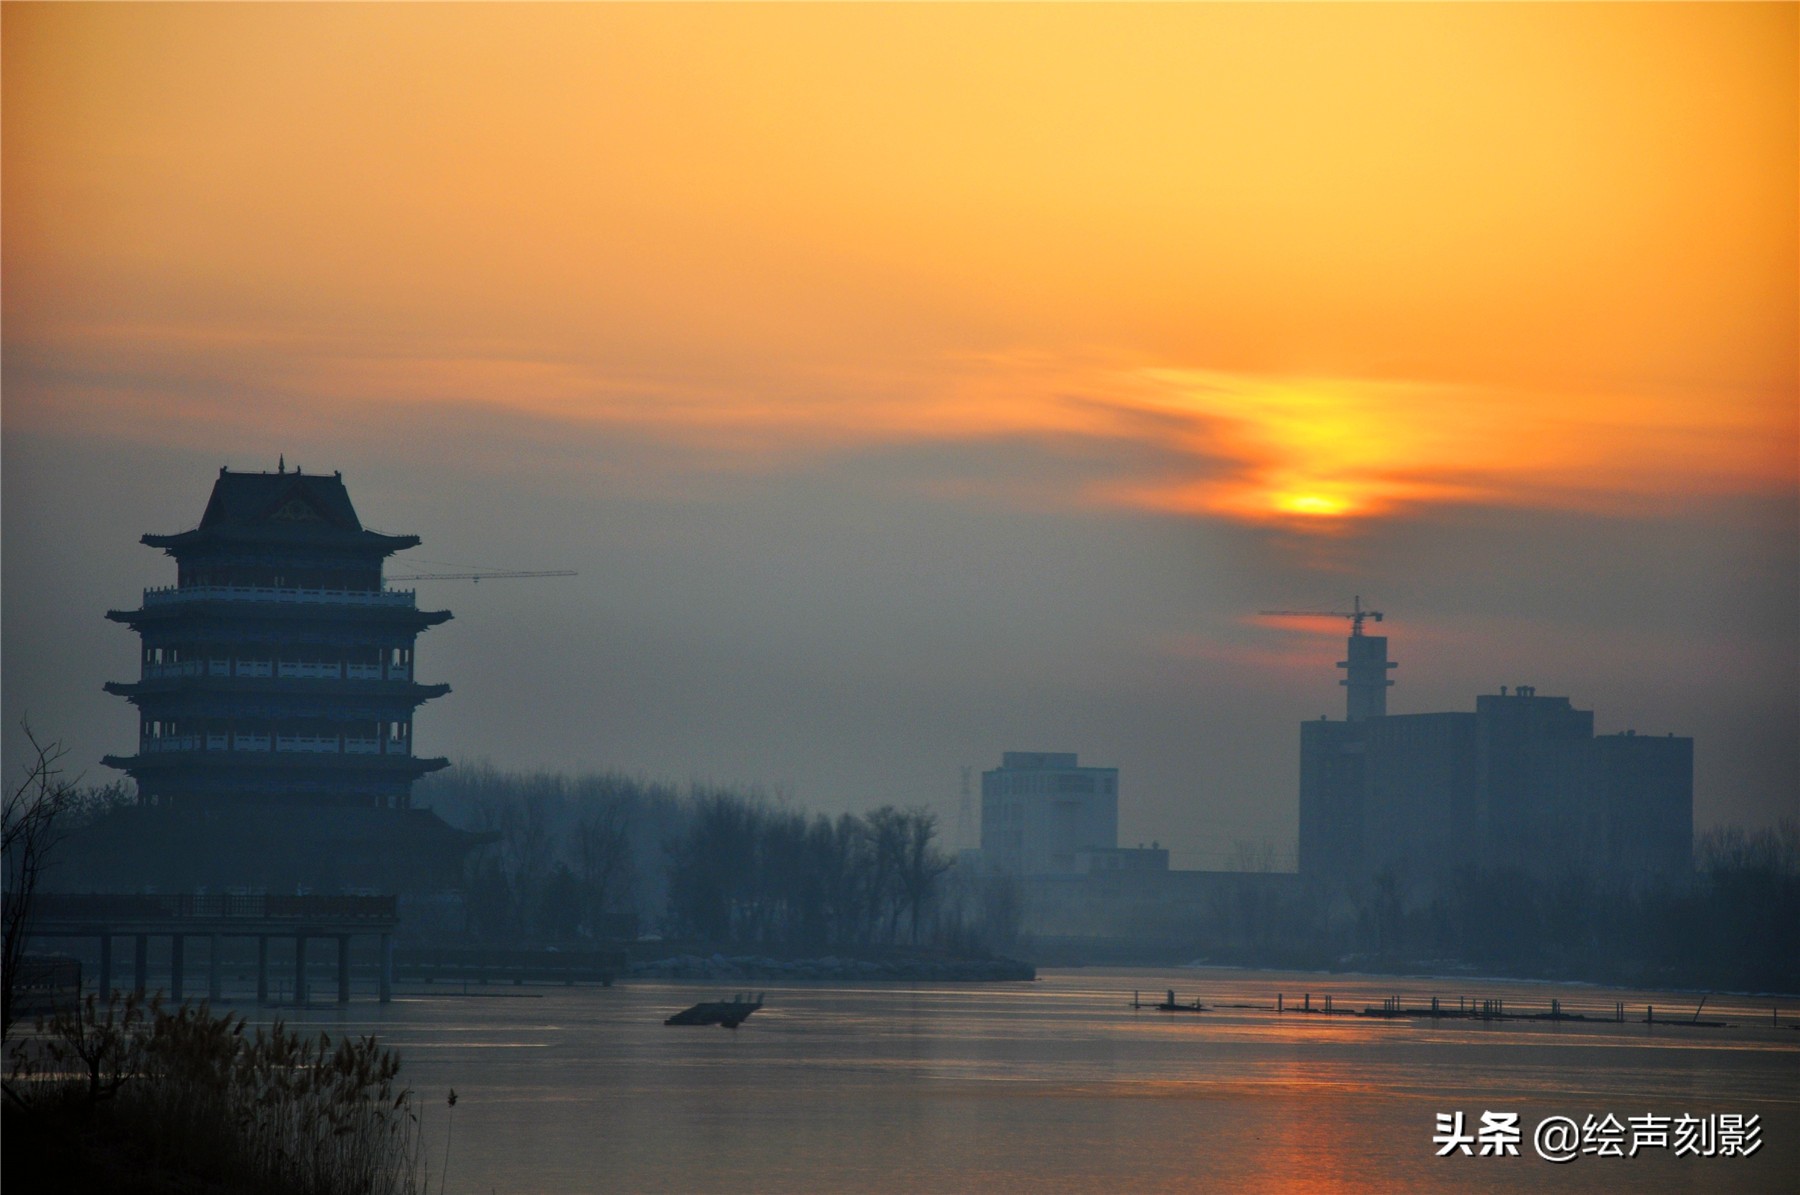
[
  {"left": 3, "top": 2, "right": 1797, "bottom": 848},
  {"left": 5, "top": 2, "right": 1794, "bottom": 531}
]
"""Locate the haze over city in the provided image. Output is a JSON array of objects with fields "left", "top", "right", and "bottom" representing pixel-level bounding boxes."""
[{"left": 4, "top": 2, "right": 1795, "bottom": 867}]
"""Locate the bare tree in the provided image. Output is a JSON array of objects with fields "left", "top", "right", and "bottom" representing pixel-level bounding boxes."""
[
  {"left": 4, "top": 725, "right": 80, "bottom": 1038},
  {"left": 1228, "top": 838, "right": 1277, "bottom": 873},
  {"left": 896, "top": 809, "right": 951, "bottom": 944},
  {"left": 575, "top": 799, "right": 634, "bottom": 935}
]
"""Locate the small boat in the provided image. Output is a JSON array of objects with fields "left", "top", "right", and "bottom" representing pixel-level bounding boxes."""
[
  {"left": 665, "top": 992, "right": 765, "bottom": 1028},
  {"left": 1132, "top": 989, "right": 1207, "bottom": 1013}
]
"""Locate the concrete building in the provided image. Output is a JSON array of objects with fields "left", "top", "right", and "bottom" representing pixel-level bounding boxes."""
[
  {"left": 1300, "top": 632, "right": 1694, "bottom": 896},
  {"left": 980, "top": 752, "right": 1118, "bottom": 876},
  {"left": 973, "top": 752, "right": 1310, "bottom": 959}
]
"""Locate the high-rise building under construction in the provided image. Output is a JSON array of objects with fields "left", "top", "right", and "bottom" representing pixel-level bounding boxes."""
[{"left": 1297, "top": 623, "right": 1691, "bottom": 896}]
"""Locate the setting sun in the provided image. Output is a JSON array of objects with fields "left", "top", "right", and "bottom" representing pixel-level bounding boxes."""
[{"left": 1274, "top": 494, "right": 1354, "bottom": 519}]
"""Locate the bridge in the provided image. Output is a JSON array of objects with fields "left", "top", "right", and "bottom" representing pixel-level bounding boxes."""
[{"left": 29, "top": 893, "right": 400, "bottom": 1005}]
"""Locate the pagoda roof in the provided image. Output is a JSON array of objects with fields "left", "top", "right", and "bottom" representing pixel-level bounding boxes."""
[{"left": 143, "top": 468, "right": 420, "bottom": 554}]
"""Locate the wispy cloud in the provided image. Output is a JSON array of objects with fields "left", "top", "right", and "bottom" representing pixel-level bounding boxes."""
[{"left": 9, "top": 319, "right": 1793, "bottom": 537}]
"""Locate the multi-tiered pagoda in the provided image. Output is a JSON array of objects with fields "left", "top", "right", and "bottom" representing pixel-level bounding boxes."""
[{"left": 104, "top": 465, "right": 452, "bottom": 810}]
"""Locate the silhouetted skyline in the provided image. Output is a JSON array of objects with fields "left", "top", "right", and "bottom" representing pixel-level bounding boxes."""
[{"left": 4, "top": 4, "right": 1794, "bottom": 865}]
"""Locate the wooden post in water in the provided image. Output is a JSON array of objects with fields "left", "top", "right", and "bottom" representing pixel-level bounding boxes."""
[
  {"left": 1277, "top": 993, "right": 1283, "bottom": 1012},
  {"left": 1304, "top": 993, "right": 1310, "bottom": 1012}
]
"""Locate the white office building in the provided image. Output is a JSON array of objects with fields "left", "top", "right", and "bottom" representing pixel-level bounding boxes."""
[{"left": 979, "top": 752, "right": 1119, "bottom": 876}]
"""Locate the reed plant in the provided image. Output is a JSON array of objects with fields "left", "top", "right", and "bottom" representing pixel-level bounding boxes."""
[{"left": 4, "top": 993, "right": 425, "bottom": 1195}]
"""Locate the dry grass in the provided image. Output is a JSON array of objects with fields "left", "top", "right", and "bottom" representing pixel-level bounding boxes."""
[{"left": 4, "top": 994, "right": 425, "bottom": 1195}]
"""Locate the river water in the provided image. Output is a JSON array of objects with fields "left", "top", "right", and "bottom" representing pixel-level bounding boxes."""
[{"left": 266, "top": 968, "right": 1797, "bottom": 1193}]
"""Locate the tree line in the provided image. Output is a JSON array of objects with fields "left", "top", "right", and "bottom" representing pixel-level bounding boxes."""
[
  {"left": 665, "top": 796, "right": 950, "bottom": 949},
  {"left": 1347, "top": 820, "right": 1800, "bottom": 991},
  {"left": 416, "top": 762, "right": 999, "bottom": 953}
]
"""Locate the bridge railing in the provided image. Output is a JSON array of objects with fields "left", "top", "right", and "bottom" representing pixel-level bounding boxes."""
[{"left": 32, "top": 893, "right": 398, "bottom": 922}]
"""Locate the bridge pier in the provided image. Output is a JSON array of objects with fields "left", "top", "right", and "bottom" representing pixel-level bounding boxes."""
[
  {"left": 134, "top": 934, "right": 148, "bottom": 996},
  {"left": 295, "top": 935, "right": 308, "bottom": 1005},
  {"left": 337, "top": 935, "right": 352, "bottom": 1005},
  {"left": 170, "top": 934, "right": 186, "bottom": 1002},
  {"left": 379, "top": 933, "right": 393, "bottom": 1004},
  {"left": 98, "top": 934, "right": 113, "bottom": 1000},
  {"left": 257, "top": 935, "right": 270, "bottom": 1004},
  {"left": 208, "top": 934, "right": 222, "bottom": 1004}
]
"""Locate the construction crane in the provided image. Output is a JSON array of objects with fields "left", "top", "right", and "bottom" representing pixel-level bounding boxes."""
[
  {"left": 386, "top": 569, "right": 578, "bottom": 583},
  {"left": 1259, "top": 594, "right": 1383, "bottom": 637},
  {"left": 1262, "top": 595, "right": 1395, "bottom": 720}
]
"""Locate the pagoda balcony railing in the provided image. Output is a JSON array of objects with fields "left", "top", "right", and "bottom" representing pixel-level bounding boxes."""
[
  {"left": 279, "top": 661, "right": 346, "bottom": 679},
  {"left": 34, "top": 892, "right": 399, "bottom": 924},
  {"left": 144, "top": 661, "right": 208, "bottom": 678},
  {"left": 142, "top": 661, "right": 408, "bottom": 681},
  {"left": 135, "top": 735, "right": 406, "bottom": 756},
  {"left": 276, "top": 735, "right": 343, "bottom": 753},
  {"left": 141, "top": 584, "right": 416, "bottom": 608},
  {"left": 142, "top": 735, "right": 201, "bottom": 754}
]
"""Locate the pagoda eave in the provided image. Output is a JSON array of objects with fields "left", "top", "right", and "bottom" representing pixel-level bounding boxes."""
[
  {"left": 104, "top": 679, "right": 451, "bottom": 702},
  {"left": 105, "top": 752, "right": 451, "bottom": 777},
  {"left": 141, "top": 527, "right": 422, "bottom": 553},
  {"left": 106, "top": 605, "right": 453, "bottom": 629}
]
